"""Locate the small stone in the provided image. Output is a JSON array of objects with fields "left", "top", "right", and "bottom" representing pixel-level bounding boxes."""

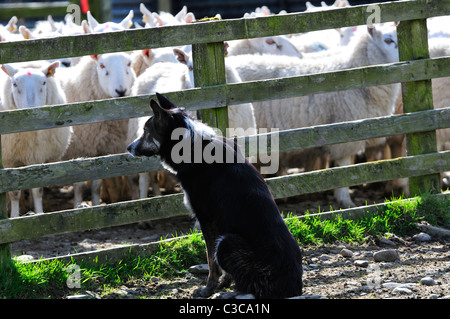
[
  {"left": 13, "top": 255, "right": 34, "bottom": 262},
  {"left": 373, "top": 249, "right": 400, "bottom": 262},
  {"left": 429, "top": 294, "right": 439, "bottom": 299},
  {"left": 354, "top": 260, "right": 369, "bottom": 268},
  {"left": 189, "top": 264, "right": 209, "bottom": 274},
  {"left": 319, "top": 254, "right": 332, "bottom": 261},
  {"left": 340, "top": 248, "right": 353, "bottom": 258},
  {"left": 392, "top": 287, "right": 413, "bottom": 295},
  {"left": 420, "top": 276, "right": 436, "bottom": 286},
  {"left": 379, "top": 237, "right": 397, "bottom": 246},
  {"left": 382, "top": 282, "right": 417, "bottom": 290},
  {"left": 413, "top": 232, "right": 432, "bottom": 242}
]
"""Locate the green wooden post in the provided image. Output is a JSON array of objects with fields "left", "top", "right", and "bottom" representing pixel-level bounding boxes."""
[
  {"left": 192, "top": 40, "right": 229, "bottom": 136},
  {"left": 397, "top": 19, "right": 441, "bottom": 196},
  {"left": 0, "top": 138, "right": 11, "bottom": 269}
]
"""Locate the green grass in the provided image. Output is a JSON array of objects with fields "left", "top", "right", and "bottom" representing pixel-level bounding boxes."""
[{"left": 1, "top": 194, "right": 448, "bottom": 299}]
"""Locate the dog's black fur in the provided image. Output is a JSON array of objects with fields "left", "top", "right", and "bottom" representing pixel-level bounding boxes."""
[{"left": 127, "top": 93, "right": 303, "bottom": 298}]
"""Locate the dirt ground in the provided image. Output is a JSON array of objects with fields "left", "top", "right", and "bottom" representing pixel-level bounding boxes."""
[{"left": 9, "top": 180, "right": 450, "bottom": 299}]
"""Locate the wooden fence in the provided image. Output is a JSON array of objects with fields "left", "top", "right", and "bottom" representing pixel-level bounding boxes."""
[{"left": 1, "top": 0, "right": 450, "bottom": 268}]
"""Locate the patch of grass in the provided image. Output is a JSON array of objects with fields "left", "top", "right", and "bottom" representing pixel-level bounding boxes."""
[
  {"left": 285, "top": 193, "right": 449, "bottom": 245},
  {"left": 1, "top": 194, "right": 448, "bottom": 298},
  {"left": 0, "top": 230, "right": 206, "bottom": 299}
]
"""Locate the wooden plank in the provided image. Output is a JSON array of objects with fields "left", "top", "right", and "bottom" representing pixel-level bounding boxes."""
[
  {"left": 0, "top": 151, "right": 448, "bottom": 245},
  {"left": 192, "top": 41, "right": 229, "bottom": 134},
  {"left": 0, "top": 2, "right": 69, "bottom": 19},
  {"left": 398, "top": 19, "right": 441, "bottom": 196},
  {"left": 1, "top": 0, "right": 450, "bottom": 64},
  {"left": 0, "top": 193, "right": 188, "bottom": 245},
  {"left": 1, "top": 57, "right": 450, "bottom": 135},
  {"left": 0, "top": 153, "right": 163, "bottom": 193},
  {"left": 248, "top": 107, "right": 450, "bottom": 156},
  {"left": 1, "top": 107, "right": 449, "bottom": 193},
  {"left": 266, "top": 151, "right": 450, "bottom": 200}
]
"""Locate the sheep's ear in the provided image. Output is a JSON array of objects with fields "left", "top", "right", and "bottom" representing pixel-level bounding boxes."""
[
  {"left": 152, "top": 12, "right": 164, "bottom": 26},
  {"left": 173, "top": 49, "right": 188, "bottom": 65},
  {"left": 175, "top": 6, "right": 187, "bottom": 22},
  {"left": 87, "top": 11, "right": 99, "bottom": 29},
  {"left": 82, "top": 20, "right": 91, "bottom": 33},
  {"left": 43, "top": 61, "right": 60, "bottom": 77},
  {"left": 2, "top": 64, "right": 19, "bottom": 78},
  {"left": 48, "top": 15, "right": 57, "bottom": 32},
  {"left": 140, "top": 3, "right": 152, "bottom": 17},
  {"left": 19, "top": 26, "right": 33, "bottom": 39},
  {"left": 91, "top": 54, "right": 99, "bottom": 61},
  {"left": 185, "top": 12, "right": 196, "bottom": 23},
  {"left": 1, "top": 64, "right": 18, "bottom": 77},
  {"left": 142, "top": 49, "right": 152, "bottom": 58},
  {"left": 367, "top": 25, "right": 376, "bottom": 37},
  {"left": 121, "top": 10, "right": 134, "bottom": 29},
  {"left": 7, "top": 16, "right": 18, "bottom": 32},
  {"left": 156, "top": 92, "right": 177, "bottom": 110}
]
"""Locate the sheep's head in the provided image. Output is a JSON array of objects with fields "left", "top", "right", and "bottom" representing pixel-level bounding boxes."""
[
  {"left": 91, "top": 53, "right": 136, "bottom": 98},
  {"left": 1, "top": 62, "right": 59, "bottom": 109},
  {"left": 368, "top": 22, "right": 399, "bottom": 63}
]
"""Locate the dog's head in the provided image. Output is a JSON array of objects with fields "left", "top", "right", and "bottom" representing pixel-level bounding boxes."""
[
  {"left": 127, "top": 93, "right": 180, "bottom": 157},
  {"left": 127, "top": 93, "right": 198, "bottom": 156}
]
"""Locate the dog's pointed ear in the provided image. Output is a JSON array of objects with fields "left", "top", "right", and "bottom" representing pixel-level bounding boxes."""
[
  {"left": 156, "top": 92, "right": 177, "bottom": 110},
  {"left": 150, "top": 99, "right": 163, "bottom": 118}
]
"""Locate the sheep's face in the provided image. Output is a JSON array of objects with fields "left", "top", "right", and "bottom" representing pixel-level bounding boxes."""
[
  {"left": 368, "top": 23, "right": 399, "bottom": 63},
  {"left": 254, "top": 36, "right": 301, "bottom": 57},
  {"left": 92, "top": 53, "right": 136, "bottom": 98},
  {"left": 1, "top": 62, "right": 59, "bottom": 109}
]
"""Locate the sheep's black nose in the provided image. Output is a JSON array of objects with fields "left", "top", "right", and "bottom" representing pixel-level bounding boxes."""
[{"left": 116, "top": 89, "right": 127, "bottom": 97}]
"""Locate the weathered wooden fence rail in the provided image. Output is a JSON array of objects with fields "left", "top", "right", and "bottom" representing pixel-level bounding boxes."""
[{"left": 1, "top": 0, "right": 450, "bottom": 266}]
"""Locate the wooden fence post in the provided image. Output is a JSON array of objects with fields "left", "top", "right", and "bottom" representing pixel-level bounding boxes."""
[
  {"left": 0, "top": 138, "right": 11, "bottom": 269},
  {"left": 192, "top": 40, "right": 229, "bottom": 135},
  {"left": 397, "top": 19, "right": 441, "bottom": 196}
]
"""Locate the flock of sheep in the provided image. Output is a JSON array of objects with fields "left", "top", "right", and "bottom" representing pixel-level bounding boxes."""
[{"left": 0, "top": 0, "right": 449, "bottom": 218}]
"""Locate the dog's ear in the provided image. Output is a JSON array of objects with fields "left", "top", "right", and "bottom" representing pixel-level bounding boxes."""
[
  {"left": 156, "top": 92, "right": 177, "bottom": 110},
  {"left": 150, "top": 99, "right": 164, "bottom": 118}
]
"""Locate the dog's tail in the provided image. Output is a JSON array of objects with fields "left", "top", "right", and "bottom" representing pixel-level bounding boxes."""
[{"left": 215, "top": 233, "right": 302, "bottom": 298}]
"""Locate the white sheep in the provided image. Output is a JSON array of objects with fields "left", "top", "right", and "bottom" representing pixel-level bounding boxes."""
[
  {"left": 227, "top": 36, "right": 302, "bottom": 57},
  {"left": 226, "top": 23, "right": 401, "bottom": 207},
  {"left": 58, "top": 53, "right": 136, "bottom": 207},
  {"left": 0, "top": 61, "right": 72, "bottom": 217}
]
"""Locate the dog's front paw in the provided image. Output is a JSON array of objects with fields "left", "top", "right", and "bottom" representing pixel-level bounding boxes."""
[{"left": 193, "top": 286, "right": 214, "bottom": 298}]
